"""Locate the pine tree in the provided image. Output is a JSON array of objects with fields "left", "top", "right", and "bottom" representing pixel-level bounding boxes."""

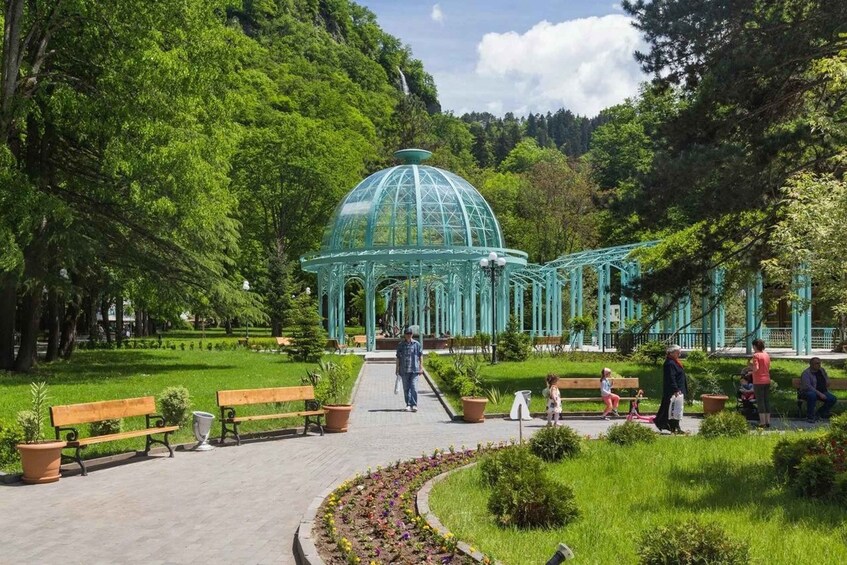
[{"left": 288, "top": 293, "right": 327, "bottom": 362}]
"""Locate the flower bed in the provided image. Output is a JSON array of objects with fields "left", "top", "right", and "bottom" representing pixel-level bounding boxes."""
[{"left": 316, "top": 447, "right": 495, "bottom": 564}]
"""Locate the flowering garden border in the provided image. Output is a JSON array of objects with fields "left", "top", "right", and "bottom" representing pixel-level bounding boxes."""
[{"left": 296, "top": 445, "right": 506, "bottom": 564}]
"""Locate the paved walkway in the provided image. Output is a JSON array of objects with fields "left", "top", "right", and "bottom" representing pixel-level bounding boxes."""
[{"left": 7, "top": 362, "right": 813, "bottom": 564}]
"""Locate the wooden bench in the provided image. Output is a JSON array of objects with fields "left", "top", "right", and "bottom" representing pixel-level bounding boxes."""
[
  {"left": 792, "top": 377, "right": 846, "bottom": 417},
  {"left": 556, "top": 378, "right": 642, "bottom": 403},
  {"left": 352, "top": 335, "right": 367, "bottom": 347},
  {"left": 533, "top": 335, "right": 566, "bottom": 353},
  {"left": 275, "top": 336, "right": 292, "bottom": 347},
  {"left": 216, "top": 385, "right": 325, "bottom": 445},
  {"left": 50, "top": 396, "right": 179, "bottom": 476},
  {"left": 326, "top": 338, "right": 346, "bottom": 353}
]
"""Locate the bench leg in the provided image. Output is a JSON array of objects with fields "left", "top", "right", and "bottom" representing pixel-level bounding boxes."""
[
  {"left": 303, "top": 415, "right": 324, "bottom": 436},
  {"left": 62, "top": 446, "right": 87, "bottom": 476},
  {"left": 144, "top": 432, "right": 175, "bottom": 457}
]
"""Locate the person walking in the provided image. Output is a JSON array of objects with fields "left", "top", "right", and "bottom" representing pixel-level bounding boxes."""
[
  {"left": 750, "top": 338, "right": 771, "bottom": 428},
  {"left": 395, "top": 327, "right": 423, "bottom": 412},
  {"left": 544, "top": 374, "right": 562, "bottom": 427},
  {"left": 600, "top": 367, "right": 620, "bottom": 420},
  {"left": 799, "top": 357, "right": 838, "bottom": 422},
  {"left": 655, "top": 344, "right": 688, "bottom": 434}
]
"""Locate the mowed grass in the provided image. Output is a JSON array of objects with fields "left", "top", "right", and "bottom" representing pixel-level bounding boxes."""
[
  {"left": 429, "top": 434, "right": 847, "bottom": 564},
  {"left": 427, "top": 355, "right": 847, "bottom": 415},
  {"left": 0, "top": 347, "right": 362, "bottom": 472}
]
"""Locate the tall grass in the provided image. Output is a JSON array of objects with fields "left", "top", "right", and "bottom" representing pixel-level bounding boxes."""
[{"left": 429, "top": 435, "right": 847, "bottom": 564}]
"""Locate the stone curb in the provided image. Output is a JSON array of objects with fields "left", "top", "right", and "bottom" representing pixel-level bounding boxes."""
[
  {"left": 422, "top": 369, "right": 460, "bottom": 420},
  {"left": 417, "top": 462, "right": 503, "bottom": 565}
]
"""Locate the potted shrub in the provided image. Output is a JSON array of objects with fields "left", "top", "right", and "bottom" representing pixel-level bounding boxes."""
[
  {"left": 458, "top": 358, "right": 488, "bottom": 423},
  {"left": 307, "top": 360, "right": 352, "bottom": 432},
  {"left": 697, "top": 370, "right": 729, "bottom": 415},
  {"left": 16, "top": 382, "right": 65, "bottom": 484}
]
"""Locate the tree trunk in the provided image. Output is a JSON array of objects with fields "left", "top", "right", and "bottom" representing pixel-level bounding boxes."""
[
  {"left": 135, "top": 308, "right": 143, "bottom": 338},
  {"left": 224, "top": 318, "right": 232, "bottom": 335},
  {"left": 115, "top": 295, "right": 124, "bottom": 345},
  {"left": 59, "top": 294, "right": 81, "bottom": 359},
  {"left": 146, "top": 313, "right": 154, "bottom": 336},
  {"left": 0, "top": 273, "right": 17, "bottom": 370},
  {"left": 194, "top": 312, "right": 201, "bottom": 331},
  {"left": 85, "top": 291, "right": 98, "bottom": 341},
  {"left": 100, "top": 297, "right": 111, "bottom": 343},
  {"left": 272, "top": 318, "right": 281, "bottom": 337},
  {"left": 45, "top": 288, "right": 60, "bottom": 362},
  {"left": 14, "top": 288, "right": 43, "bottom": 372}
]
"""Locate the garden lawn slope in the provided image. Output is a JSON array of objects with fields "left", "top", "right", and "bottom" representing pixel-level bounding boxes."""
[{"left": 429, "top": 434, "right": 847, "bottom": 564}]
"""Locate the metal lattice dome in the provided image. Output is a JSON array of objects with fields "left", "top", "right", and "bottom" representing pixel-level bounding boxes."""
[{"left": 321, "top": 149, "right": 503, "bottom": 252}]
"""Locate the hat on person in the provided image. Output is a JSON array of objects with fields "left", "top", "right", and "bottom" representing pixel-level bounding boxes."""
[{"left": 404, "top": 327, "right": 414, "bottom": 335}]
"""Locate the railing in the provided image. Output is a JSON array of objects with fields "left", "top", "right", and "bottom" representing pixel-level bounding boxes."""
[
  {"left": 601, "top": 332, "right": 710, "bottom": 352},
  {"left": 724, "top": 327, "right": 841, "bottom": 350}
]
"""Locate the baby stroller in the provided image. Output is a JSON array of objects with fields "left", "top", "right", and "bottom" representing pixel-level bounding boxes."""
[{"left": 736, "top": 368, "right": 758, "bottom": 421}]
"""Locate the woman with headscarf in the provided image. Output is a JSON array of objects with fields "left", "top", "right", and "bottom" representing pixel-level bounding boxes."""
[{"left": 654, "top": 344, "right": 688, "bottom": 434}]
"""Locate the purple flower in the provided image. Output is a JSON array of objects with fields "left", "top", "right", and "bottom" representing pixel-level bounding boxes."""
[{"left": 401, "top": 531, "right": 411, "bottom": 541}]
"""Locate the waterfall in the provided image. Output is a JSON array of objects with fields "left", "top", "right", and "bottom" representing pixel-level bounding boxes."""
[{"left": 397, "top": 67, "right": 410, "bottom": 96}]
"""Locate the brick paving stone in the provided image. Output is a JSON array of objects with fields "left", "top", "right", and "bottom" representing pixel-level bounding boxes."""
[{"left": 0, "top": 361, "right": 701, "bottom": 564}]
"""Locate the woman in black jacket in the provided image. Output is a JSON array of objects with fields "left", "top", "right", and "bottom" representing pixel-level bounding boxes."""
[{"left": 654, "top": 344, "right": 688, "bottom": 434}]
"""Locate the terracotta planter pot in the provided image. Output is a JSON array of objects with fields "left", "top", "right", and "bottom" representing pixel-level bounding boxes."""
[
  {"left": 461, "top": 397, "right": 488, "bottom": 423},
  {"left": 16, "top": 441, "right": 65, "bottom": 484},
  {"left": 701, "top": 394, "right": 729, "bottom": 416},
  {"left": 324, "top": 404, "right": 352, "bottom": 432}
]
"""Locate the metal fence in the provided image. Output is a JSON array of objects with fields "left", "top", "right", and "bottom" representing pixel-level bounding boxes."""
[{"left": 724, "top": 327, "right": 841, "bottom": 350}]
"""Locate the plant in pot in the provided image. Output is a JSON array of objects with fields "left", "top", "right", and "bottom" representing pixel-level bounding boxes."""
[
  {"left": 568, "top": 315, "right": 593, "bottom": 350},
  {"left": 306, "top": 360, "right": 352, "bottom": 432},
  {"left": 696, "top": 369, "right": 729, "bottom": 415},
  {"left": 458, "top": 357, "right": 488, "bottom": 423},
  {"left": 16, "top": 382, "right": 66, "bottom": 484}
]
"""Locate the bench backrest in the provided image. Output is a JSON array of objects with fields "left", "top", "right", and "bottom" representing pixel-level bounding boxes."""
[
  {"left": 792, "top": 378, "right": 847, "bottom": 390},
  {"left": 556, "top": 378, "right": 640, "bottom": 390},
  {"left": 326, "top": 339, "right": 340, "bottom": 350},
  {"left": 51, "top": 396, "right": 156, "bottom": 427},
  {"left": 353, "top": 335, "right": 367, "bottom": 345},
  {"left": 217, "top": 385, "right": 316, "bottom": 407},
  {"left": 534, "top": 336, "right": 563, "bottom": 345},
  {"left": 275, "top": 337, "right": 292, "bottom": 346}
]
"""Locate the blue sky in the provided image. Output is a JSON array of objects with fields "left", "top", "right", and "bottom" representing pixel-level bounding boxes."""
[{"left": 360, "top": 1, "right": 648, "bottom": 117}]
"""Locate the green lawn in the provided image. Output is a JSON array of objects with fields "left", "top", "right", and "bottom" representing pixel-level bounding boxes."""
[
  {"left": 427, "top": 355, "right": 847, "bottom": 416},
  {"left": 429, "top": 434, "right": 847, "bottom": 564},
  {"left": 1, "top": 348, "right": 362, "bottom": 472}
]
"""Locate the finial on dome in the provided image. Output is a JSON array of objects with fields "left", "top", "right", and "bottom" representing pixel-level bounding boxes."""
[{"left": 393, "top": 148, "right": 432, "bottom": 165}]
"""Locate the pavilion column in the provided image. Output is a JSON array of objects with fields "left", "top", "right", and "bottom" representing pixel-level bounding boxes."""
[
  {"left": 708, "top": 270, "right": 719, "bottom": 353},
  {"left": 364, "top": 263, "right": 376, "bottom": 351},
  {"left": 463, "top": 269, "right": 474, "bottom": 336},
  {"left": 434, "top": 285, "right": 441, "bottom": 338},
  {"left": 531, "top": 281, "right": 540, "bottom": 337},
  {"left": 744, "top": 271, "right": 764, "bottom": 354},
  {"left": 336, "top": 276, "right": 346, "bottom": 345},
  {"left": 326, "top": 271, "right": 337, "bottom": 340},
  {"left": 792, "top": 266, "right": 812, "bottom": 355},
  {"left": 596, "top": 265, "right": 606, "bottom": 350},
  {"left": 604, "top": 264, "right": 612, "bottom": 336}
]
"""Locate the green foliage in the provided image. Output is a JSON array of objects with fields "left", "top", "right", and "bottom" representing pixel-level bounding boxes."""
[
  {"left": 0, "top": 426, "right": 23, "bottom": 467},
  {"left": 689, "top": 368, "right": 723, "bottom": 398},
  {"left": 488, "top": 467, "right": 579, "bottom": 529},
  {"left": 288, "top": 294, "right": 327, "bottom": 363},
  {"left": 498, "top": 315, "right": 531, "bottom": 362},
  {"left": 89, "top": 419, "right": 122, "bottom": 437},
  {"left": 479, "top": 446, "right": 543, "bottom": 488},
  {"left": 793, "top": 454, "right": 836, "bottom": 499},
  {"left": 633, "top": 341, "right": 667, "bottom": 365},
  {"left": 434, "top": 354, "right": 487, "bottom": 398},
  {"left": 684, "top": 350, "right": 707, "bottom": 364},
  {"left": 637, "top": 519, "right": 749, "bottom": 565},
  {"left": 305, "top": 359, "right": 353, "bottom": 406},
  {"left": 830, "top": 412, "right": 847, "bottom": 443},
  {"left": 772, "top": 436, "right": 823, "bottom": 484},
  {"left": 833, "top": 472, "right": 847, "bottom": 506},
  {"left": 606, "top": 421, "right": 656, "bottom": 446},
  {"left": 158, "top": 386, "right": 191, "bottom": 426},
  {"left": 568, "top": 315, "right": 593, "bottom": 334},
  {"left": 16, "top": 382, "right": 48, "bottom": 444},
  {"left": 699, "top": 411, "right": 748, "bottom": 439},
  {"left": 528, "top": 425, "right": 583, "bottom": 462}
]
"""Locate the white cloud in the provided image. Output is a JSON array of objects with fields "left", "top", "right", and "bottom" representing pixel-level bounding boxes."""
[
  {"left": 431, "top": 4, "right": 444, "bottom": 24},
  {"left": 473, "top": 15, "right": 645, "bottom": 116}
]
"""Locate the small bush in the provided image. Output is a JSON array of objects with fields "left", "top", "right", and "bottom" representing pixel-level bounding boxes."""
[
  {"left": 684, "top": 349, "right": 707, "bottom": 364},
  {"left": 498, "top": 315, "right": 531, "bottom": 361},
  {"left": 89, "top": 419, "right": 121, "bottom": 436},
  {"left": 159, "top": 386, "right": 191, "bottom": 425},
  {"left": 529, "top": 425, "right": 582, "bottom": 462},
  {"left": 772, "top": 436, "right": 821, "bottom": 484},
  {"left": 793, "top": 454, "right": 835, "bottom": 498},
  {"left": 0, "top": 426, "right": 23, "bottom": 468},
  {"left": 699, "top": 411, "right": 749, "bottom": 439},
  {"left": 830, "top": 412, "right": 847, "bottom": 443},
  {"left": 479, "top": 446, "right": 543, "bottom": 487},
  {"left": 833, "top": 472, "right": 847, "bottom": 506},
  {"left": 638, "top": 519, "right": 749, "bottom": 565},
  {"left": 606, "top": 421, "right": 656, "bottom": 446},
  {"left": 488, "top": 469, "right": 579, "bottom": 529},
  {"left": 633, "top": 341, "right": 667, "bottom": 365}
]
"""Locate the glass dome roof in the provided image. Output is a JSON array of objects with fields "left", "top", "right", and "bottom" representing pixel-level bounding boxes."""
[{"left": 321, "top": 149, "right": 503, "bottom": 252}]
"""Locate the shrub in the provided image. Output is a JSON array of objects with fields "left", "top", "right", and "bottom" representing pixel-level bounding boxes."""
[
  {"left": 772, "top": 436, "right": 821, "bottom": 484},
  {"left": 479, "top": 446, "right": 543, "bottom": 487},
  {"left": 89, "top": 419, "right": 122, "bottom": 436},
  {"left": 606, "top": 421, "right": 656, "bottom": 446},
  {"left": 288, "top": 293, "right": 328, "bottom": 362},
  {"left": 684, "top": 349, "right": 707, "bottom": 364},
  {"left": 16, "top": 381, "right": 48, "bottom": 443},
  {"left": 638, "top": 519, "right": 749, "bottom": 565},
  {"left": 488, "top": 469, "right": 579, "bottom": 529},
  {"left": 830, "top": 412, "right": 847, "bottom": 443},
  {"left": 0, "top": 426, "right": 23, "bottom": 468},
  {"left": 833, "top": 472, "right": 847, "bottom": 506},
  {"left": 498, "top": 315, "right": 531, "bottom": 361},
  {"left": 159, "top": 386, "right": 191, "bottom": 425},
  {"left": 529, "top": 425, "right": 582, "bottom": 462},
  {"left": 793, "top": 454, "right": 835, "bottom": 498},
  {"left": 633, "top": 340, "right": 667, "bottom": 365},
  {"left": 699, "top": 411, "right": 749, "bottom": 439}
]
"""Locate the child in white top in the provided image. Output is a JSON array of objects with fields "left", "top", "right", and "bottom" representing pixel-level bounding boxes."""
[{"left": 600, "top": 367, "right": 621, "bottom": 420}]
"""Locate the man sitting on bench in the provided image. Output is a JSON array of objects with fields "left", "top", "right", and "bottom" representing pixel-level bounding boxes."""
[{"left": 799, "top": 357, "right": 837, "bottom": 422}]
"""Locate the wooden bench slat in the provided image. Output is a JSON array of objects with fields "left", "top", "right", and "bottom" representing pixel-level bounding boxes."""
[
  {"left": 792, "top": 378, "right": 847, "bottom": 390},
  {"left": 556, "top": 378, "right": 640, "bottom": 389},
  {"left": 275, "top": 337, "right": 292, "bottom": 346},
  {"left": 51, "top": 397, "right": 157, "bottom": 427},
  {"left": 230, "top": 410, "right": 325, "bottom": 423},
  {"left": 68, "top": 426, "right": 180, "bottom": 446},
  {"left": 562, "top": 397, "right": 643, "bottom": 402},
  {"left": 217, "top": 385, "right": 317, "bottom": 406}
]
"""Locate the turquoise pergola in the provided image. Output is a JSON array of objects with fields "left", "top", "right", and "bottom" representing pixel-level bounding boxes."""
[{"left": 302, "top": 150, "right": 816, "bottom": 355}]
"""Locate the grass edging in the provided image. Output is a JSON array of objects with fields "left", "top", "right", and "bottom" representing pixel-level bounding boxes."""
[
  {"left": 416, "top": 461, "right": 502, "bottom": 565},
  {"left": 422, "top": 369, "right": 461, "bottom": 420}
]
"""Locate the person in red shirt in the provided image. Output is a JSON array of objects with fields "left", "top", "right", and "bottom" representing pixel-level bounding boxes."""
[{"left": 750, "top": 338, "right": 771, "bottom": 428}]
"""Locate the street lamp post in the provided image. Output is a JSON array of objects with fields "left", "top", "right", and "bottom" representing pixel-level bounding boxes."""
[
  {"left": 479, "top": 251, "right": 507, "bottom": 364},
  {"left": 242, "top": 279, "right": 250, "bottom": 343}
]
